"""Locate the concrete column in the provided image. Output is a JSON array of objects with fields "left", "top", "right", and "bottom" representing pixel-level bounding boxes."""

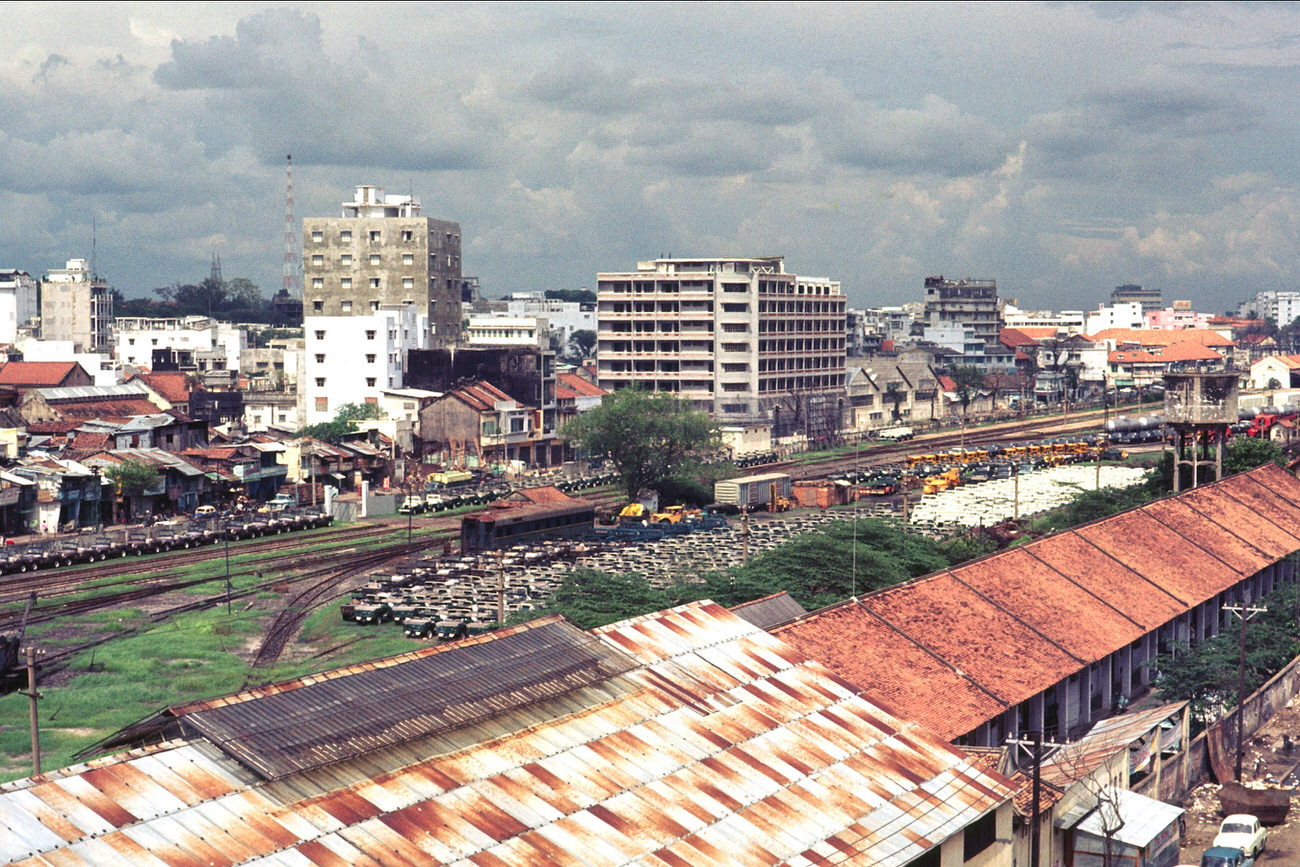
[
  {"left": 1004, "top": 707, "right": 1020, "bottom": 740},
  {"left": 1118, "top": 644, "right": 1133, "bottom": 698},
  {"left": 1101, "top": 654, "right": 1115, "bottom": 712},
  {"left": 1029, "top": 692, "right": 1045, "bottom": 735},
  {"left": 1059, "top": 679, "right": 1074, "bottom": 737},
  {"left": 1079, "top": 665, "right": 1093, "bottom": 728}
]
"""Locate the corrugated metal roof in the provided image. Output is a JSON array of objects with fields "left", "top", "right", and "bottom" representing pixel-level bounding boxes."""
[
  {"left": 1075, "top": 788, "right": 1183, "bottom": 847},
  {"left": 102, "top": 617, "right": 638, "bottom": 781},
  {"left": 729, "top": 591, "right": 808, "bottom": 630},
  {"left": 2, "top": 602, "right": 1013, "bottom": 866},
  {"left": 776, "top": 464, "right": 1300, "bottom": 740},
  {"left": 1040, "top": 702, "right": 1187, "bottom": 790}
]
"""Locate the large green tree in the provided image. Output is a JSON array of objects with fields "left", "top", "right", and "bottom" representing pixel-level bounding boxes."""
[
  {"left": 298, "top": 402, "right": 383, "bottom": 444},
  {"left": 104, "top": 460, "right": 163, "bottom": 496},
  {"left": 563, "top": 388, "right": 719, "bottom": 502}
]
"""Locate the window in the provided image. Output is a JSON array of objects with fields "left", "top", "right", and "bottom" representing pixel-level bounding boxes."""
[
  {"left": 366, "top": 330, "right": 376, "bottom": 340},
  {"left": 127, "top": 338, "right": 134, "bottom": 345},
  {"left": 314, "top": 354, "right": 325, "bottom": 363},
  {"left": 315, "top": 377, "right": 325, "bottom": 387},
  {"left": 341, "top": 253, "right": 352, "bottom": 265},
  {"left": 311, "top": 230, "right": 323, "bottom": 243},
  {"left": 369, "top": 230, "right": 380, "bottom": 242},
  {"left": 963, "top": 812, "right": 995, "bottom": 862},
  {"left": 341, "top": 300, "right": 352, "bottom": 313},
  {"left": 311, "top": 277, "right": 323, "bottom": 289},
  {"left": 369, "top": 278, "right": 380, "bottom": 289},
  {"left": 314, "top": 330, "right": 325, "bottom": 340},
  {"left": 366, "top": 377, "right": 376, "bottom": 387},
  {"left": 340, "top": 230, "right": 352, "bottom": 242},
  {"left": 372, "top": 300, "right": 381, "bottom": 312},
  {"left": 402, "top": 253, "right": 414, "bottom": 265},
  {"left": 341, "top": 277, "right": 352, "bottom": 290},
  {"left": 312, "top": 300, "right": 323, "bottom": 312},
  {"left": 366, "top": 354, "right": 376, "bottom": 363},
  {"left": 369, "top": 253, "right": 381, "bottom": 265},
  {"left": 401, "top": 230, "right": 413, "bottom": 242},
  {"left": 315, "top": 397, "right": 328, "bottom": 411},
  {"left": 311, "top": 254, "right": 323, "bottom": 266},
  {"left": 402, "top": 277, "right": 414, "bottom": 290}
]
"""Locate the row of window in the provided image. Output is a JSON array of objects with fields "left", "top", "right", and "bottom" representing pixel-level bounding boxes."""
[
  {"left": 311, "top": 252, "right": 419, "bottom": 267},
  {"left": 313, "top": 329, "right": 385, "bottom": 340},
  {"left": 310, "top": 275, "right": 418, "bottom": 291}
]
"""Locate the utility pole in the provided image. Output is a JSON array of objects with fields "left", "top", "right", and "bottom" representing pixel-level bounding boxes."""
[
  {"left": 1224, "top": 601, "right": 1266, "bottom": 781},
  {"left": 496, "top": 550, "right": 506, "bottom": 625},
  {"left": 1013, "top": 463, "right": 1020, "bottom": 521},
  {"left": 1006, "top": 731, "right": 1065, "bottom": 867},
  {"left": 22, "top": 646, "right": 41, "bottom": 776},
  {"left": 741, "top": 508, "right": 750, "bottom": 564}
]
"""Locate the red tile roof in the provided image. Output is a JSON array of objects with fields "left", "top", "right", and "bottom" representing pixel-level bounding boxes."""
[
  {"left": 446, "top": 380, "right": 517, "bottom": 412},
  {"left": 1090, "top": 327, "right": 1234, "bottom": 348},
  {"left": 131, "top": 372, "right": 191, "bottom": 404},
  {"left": 0, "top": 361, "right": 87, "bottom": 387},
  {"left": 556, "top": 372, "right": 605, "bottom": 398},
  {"left": 775, "top": 464, "right": 1300, "bottom": 741}
]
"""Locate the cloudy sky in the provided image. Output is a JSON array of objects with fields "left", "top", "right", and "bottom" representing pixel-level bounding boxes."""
[{"left": 4, "top": 2, "right": 1300, "bottom": 312}]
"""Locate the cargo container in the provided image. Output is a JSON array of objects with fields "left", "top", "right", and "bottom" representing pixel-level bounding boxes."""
[{"left": 713, "top": 472, "right": 793, "bottom": 509}]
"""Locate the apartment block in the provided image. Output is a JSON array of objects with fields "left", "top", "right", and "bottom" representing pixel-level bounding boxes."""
[
  {"left": 40, "top": 258, "right": 113, "bottom": 352},
  {"left": 302, "top": 185, "right": 461, "bottom": 347},
  {"left": 115, "top": 316, "right": 246, "bottom": 372},
  {"left": 0, "top": 270, "right": 39, "bottom": 345},
  {"left": 303, "top": 304, "right": 425, "bottom": 424},
  {"left": 596, "top": 257, "right": 846, "bottom": 423},
  {"left": 922, "top": 275, "right": 1000, "bottom": 348}
]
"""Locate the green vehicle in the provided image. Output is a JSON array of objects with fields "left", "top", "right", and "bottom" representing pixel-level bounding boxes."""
[
  {"left": 404, "top": 618, "right": 436, "bottom": 638},
  {"left": 353, "top": 602, "right": 392, "bottom": 625}
]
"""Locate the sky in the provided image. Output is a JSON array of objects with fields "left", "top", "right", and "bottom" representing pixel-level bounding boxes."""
[{"left": 4, "top": 2, "right": 1300, "bottom": 313}]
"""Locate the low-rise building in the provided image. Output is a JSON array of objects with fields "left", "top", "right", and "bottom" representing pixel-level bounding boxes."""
[
  {"left": 115, "top": 315, "right": 246, "bottom": 372},
  {"left": 420, "top": 380, "right": 538, "bottom": 470},
  {"left": 303, "top": 302, "right": 426, "bottom": 424}
]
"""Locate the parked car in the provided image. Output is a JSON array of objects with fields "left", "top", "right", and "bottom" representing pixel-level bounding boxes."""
[
  {"left": 194, "top": 505, "right": 218, "bottom": 518},
  {"left": 1213, "top": 815, "right": 1265, "bottom": 859},
  {"left": 1200, "top": 846, "right": 1253, "bottom": 867}
]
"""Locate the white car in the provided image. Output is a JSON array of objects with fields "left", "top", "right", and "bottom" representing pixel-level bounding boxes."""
[{"left": 1212, "top": 814, "right": 1266, "bottom": 859}]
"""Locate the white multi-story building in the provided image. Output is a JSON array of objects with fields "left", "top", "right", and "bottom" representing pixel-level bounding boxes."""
[
  {"left": 303, "top": 303, "right": 426, "bottom": 424},
  {"left": 1086, "top": 302, "right": 1146, "bottom": 334},
  {"left": 1251, "top": 291, "right": 1300, "bottom": 327},
  {"left": 1001, "top": 303, "right": 1086, "bottom": 334},
  {"left": 115, "top": 316, "right": 246, "bottom": 371},
  {"left": 505, "top": 293, "right": 596, "bottom": 352},
  {"left": 465, "top": 314, "right": 549, "bottom": 348},
  {"left": 41, "top": 258, "right": 112, "bottom": 352},
  {"left": 16, "top": 337, "right": 116, "bottom": 386},
  {"left": 0, "top": 270, "right": 39, "bottom": 345},
  {"left": 596, "top": 257, "right": 846, "bottom": 424}
]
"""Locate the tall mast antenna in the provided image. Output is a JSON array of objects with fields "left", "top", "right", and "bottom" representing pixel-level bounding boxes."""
[{"left": 282, "top": 154, "right": 301, "bottom": 299}]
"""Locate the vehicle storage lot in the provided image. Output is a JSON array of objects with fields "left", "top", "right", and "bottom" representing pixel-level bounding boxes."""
[{"left": 1178, "top": 695, "right": 1300, "bottom": 864}]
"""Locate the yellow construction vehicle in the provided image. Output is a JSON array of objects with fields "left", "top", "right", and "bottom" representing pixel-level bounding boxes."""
[{"left": 650, "top": 505, "right": 700, "bottom": 524}]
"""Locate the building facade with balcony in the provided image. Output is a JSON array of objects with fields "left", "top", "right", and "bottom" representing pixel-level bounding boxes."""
[
  {"left": 596, "top": 257, "right": 846, "bottom": 427},
  {"left": 40, "top": 258, "right": 113, "bottom": 353}
]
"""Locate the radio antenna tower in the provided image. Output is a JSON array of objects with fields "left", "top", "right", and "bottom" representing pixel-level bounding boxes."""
[{"left": 281, "top": 154, "right": 301, "bottom": 298}]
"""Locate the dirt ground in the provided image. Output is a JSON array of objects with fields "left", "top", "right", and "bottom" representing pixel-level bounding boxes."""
[{"left": 1178, "top": 694, "right": 1300, "bottom": 864}]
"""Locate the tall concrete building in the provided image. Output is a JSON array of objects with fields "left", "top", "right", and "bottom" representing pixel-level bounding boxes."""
[
  {"left": 922, "top": 275, "right": 1000, "bottom": 348},
  {"left": 0, "top": 269, "right": 39, "bottom": 345},
  {"left": 40, "top": 258, "right": 113, "bottom": 352},
  {"left": 302, "top": 185, "right": 462, "bottom": 347},
  {"left": 1112, "top": 283, "right": 1161, "bottom": 312},
  {"left": 596, "top": 257, "right": 846, "bottom": 431}
]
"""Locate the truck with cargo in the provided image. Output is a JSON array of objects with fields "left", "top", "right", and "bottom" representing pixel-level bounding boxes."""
[
  {"left": 714, "top": 472, "right": 793, "bottom": 511},
  {"left": 878, "top": 425, "right": 914, "bottom": 441}
]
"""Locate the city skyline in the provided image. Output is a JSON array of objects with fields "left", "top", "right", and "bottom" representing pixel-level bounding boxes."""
[{"left": 4, "top": 2, "right": 1300, "bottom": 312}]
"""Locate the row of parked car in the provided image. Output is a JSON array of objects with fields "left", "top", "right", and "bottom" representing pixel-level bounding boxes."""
[
  {"left": 398, "top": 472, "right": 625, "bottom": 515},
  {"left": 0, "top": 509, "right": 333, "bottom": 573}
]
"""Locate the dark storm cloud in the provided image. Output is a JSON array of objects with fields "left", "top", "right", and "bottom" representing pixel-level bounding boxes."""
[{"left": 153, "top": 8, "right": 323, "bottom": 90}]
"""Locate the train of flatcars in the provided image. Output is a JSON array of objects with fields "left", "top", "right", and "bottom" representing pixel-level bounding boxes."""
[{"left": 0, "top": 508, "right": 333, "bottom": 574}]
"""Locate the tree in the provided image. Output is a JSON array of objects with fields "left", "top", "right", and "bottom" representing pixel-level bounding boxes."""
[
  {"left": 298, "top": 402, "right": 383, "bottom": 444},
  {"left": 884, "top": 382, "right": 904, "bottom": 422},
  {"left": 950, "top": 366, "right": 984, "bottom": 420},
  {"left": 568, "top": 329, "right": 597, "bottom": 360},
  {"left": 104, "top": 460, "right": 162, "bottom": 496},
  {"left": 1223, "top": 437, "right": 1285, "bottom": 476},
  {"left": 545, "top": 289, "right": 596, "bottom": 304},
  {"left": 562, "top": 387, "right": 719, "bottom": 502}
]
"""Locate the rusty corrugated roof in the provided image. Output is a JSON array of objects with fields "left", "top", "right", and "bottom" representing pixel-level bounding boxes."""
[
  {"left": 1, "top": 601, "right": 1013, "bottom": 866},
  {"left": 777, "top": 464, "right": 1300, "bottom": 741},
  {"left": 729, "top": 591, "right": 808, "bottom": 629}
]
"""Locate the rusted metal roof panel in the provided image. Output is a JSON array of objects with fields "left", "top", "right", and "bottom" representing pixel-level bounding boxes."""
[{"left": 0, "top": 602, "right": 1012, "bottom": 867}]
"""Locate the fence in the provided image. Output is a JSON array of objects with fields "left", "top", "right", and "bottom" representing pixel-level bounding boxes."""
[{"left": 1132, "top": 649, "right": 1300, "bottom": 802}]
